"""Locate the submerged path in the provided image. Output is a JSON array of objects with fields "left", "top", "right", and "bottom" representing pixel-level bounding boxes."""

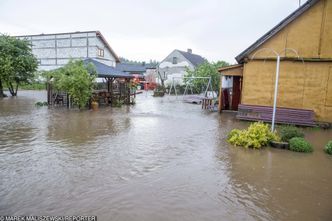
[{"left": 0, "top": 91, "right": 331, "bottom": 221}]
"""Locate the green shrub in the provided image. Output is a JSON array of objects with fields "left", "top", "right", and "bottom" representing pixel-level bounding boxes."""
[
  {"left": 289, "top": 137, "right": 313, "bottom": 153},
  {"left": 48, "top": 60, "right": 96, "bottom": 109},
  {"left": 324, "top": 141, "right": 332, "bottom": 155},
  {"left": 35, "top": 101, "right": 43, "bottom": 106},
  {"left": 228, "top": 122, "right": 280, "bottom": 149},
  {"left": 112, "top": 99, "right": 124, "bottom": 107},
  {"left": 35, "top": 101, "right": 48, "bottom": 106},
  {"left": 279, "top": 125, "right": 304, "bottom": 142}
]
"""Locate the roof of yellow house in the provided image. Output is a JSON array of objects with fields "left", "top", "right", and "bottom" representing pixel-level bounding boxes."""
[
  {"left": 218, "top": 64, "right": 243, "bottom": 72},
  {"left": 235, "top": 0, "right": 319, "bottom": 63}
]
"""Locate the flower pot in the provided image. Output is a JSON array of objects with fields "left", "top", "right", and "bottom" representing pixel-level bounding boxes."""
[
  {"left": 91, "top": 101, "right": 99, "bottom": 111},
  {"left": 270, "top": 141, "right": 289, "bottom": 149}
]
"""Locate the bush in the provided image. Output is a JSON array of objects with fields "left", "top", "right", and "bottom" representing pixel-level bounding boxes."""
[
  {"left": 289, "top": 137, "right": 313, "bottom": 153},
  {"left": 228, "top": 122, "right": 280, "bottom": 149},
  {"left": 111, "top": 99, "right": 124, "bottom": 108},
  {"left": 35, "top": 101, "right": 48, "bottom": 106},
  {"left": 279, "top": 125, "right": 304, "bottom": 142},
  {"left": 48, "top": 60, "right": 96, "bottom": 109},
  {"left": 153, "top": 84, "right": 165, "bottom": 97},
  {"left": 324, "top": 141, "right": 332, "bottom": 155}
]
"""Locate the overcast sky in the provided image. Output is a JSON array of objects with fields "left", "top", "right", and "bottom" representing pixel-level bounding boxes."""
[{"left": 0, "top": 0, "right": 303, "bottom": 63}]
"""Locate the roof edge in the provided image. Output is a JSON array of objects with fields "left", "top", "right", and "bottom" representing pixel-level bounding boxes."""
[
  {"left": 218, "top": 64, "right": 243, "bottom": 72},
  {"left": 235, "top": 0, "right": 319, "bottom": 63},
  {"left": 176, "top": 49, "right": 196, "bottom": 67},
  {"left": 96, "top": 31, "right": 120, "bottom": 63},
  {"left": 14, "top": 30, "right": 98, "bottom": 38},
  {"left": 176, "top": 49, "right": 207, "bottom": 67}
]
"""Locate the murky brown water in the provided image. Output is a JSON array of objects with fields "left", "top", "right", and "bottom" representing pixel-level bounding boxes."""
[{"left": 0, "top": 90, "right": 332, "bottom": 221}]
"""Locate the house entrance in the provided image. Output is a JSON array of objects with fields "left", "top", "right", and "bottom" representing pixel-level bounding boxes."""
[
  {"left": 221, "top": 76, "right": 242, "bottom": 111},
  {"left": 218, "top": 64, "right": 244, "bottom": 112}
]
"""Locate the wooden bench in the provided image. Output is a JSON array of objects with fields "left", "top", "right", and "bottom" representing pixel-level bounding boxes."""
[{"left": 236, "top": 104, "right": 316, "bottom": 126}]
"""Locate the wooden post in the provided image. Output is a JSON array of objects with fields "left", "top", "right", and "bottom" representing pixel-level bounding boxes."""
[
  {"left": 218, "top": 75, "right": 223, "bottom": 113},
  {"left": 127, "top": 79, "right": 130, "bottom": 104},
  {"left": 47, "top": 82, "right": 50, "bottom": 105},
  {"left": 110, "top": 78, "right": 114, "bottom": 105},
  {"left": 107, "top": 77, "right": 110, "bottom": 92}
]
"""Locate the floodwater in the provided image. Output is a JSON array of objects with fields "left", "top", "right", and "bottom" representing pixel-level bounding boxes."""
[{"left": 0, "top": 90, "right": 332, "bottom": 221}]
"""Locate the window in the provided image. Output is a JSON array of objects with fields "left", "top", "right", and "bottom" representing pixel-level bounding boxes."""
[
  {"left": 98, "top": 48, "right": 104, "bottom": 57},
  {"left": 172, "top": 57, "right": 177, "bottom": 64}
]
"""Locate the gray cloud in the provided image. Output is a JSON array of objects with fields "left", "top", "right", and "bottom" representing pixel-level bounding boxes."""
[{"left": 0, "top": 0, "right": 302, "bottom": 63}]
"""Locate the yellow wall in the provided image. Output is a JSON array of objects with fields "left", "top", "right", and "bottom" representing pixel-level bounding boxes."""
[
  {"left": 240, "top": 0, "right": 332, "bottom": 122},
  {"left": 249, "top": 0, "right": 332, "bottom": 59},
  {"left": 242, "top": 61, "right": 332, "bottom": 122}
]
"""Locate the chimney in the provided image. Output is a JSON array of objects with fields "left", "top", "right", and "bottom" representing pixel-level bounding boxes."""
[{"left": 187, "top": 48, "right": 192, "bottom": 54}]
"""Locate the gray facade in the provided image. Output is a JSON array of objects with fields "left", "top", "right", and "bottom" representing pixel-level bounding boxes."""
[
  {"left": 16, "top": 31, "right": 119, "bottom": 71},
  {"left": 158, "top": 49, "right": 206, "bottom": 85}
]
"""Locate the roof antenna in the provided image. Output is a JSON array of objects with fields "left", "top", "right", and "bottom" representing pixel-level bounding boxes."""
[{"left": 299, "top": 0, "right": 301, "bottom": 7}]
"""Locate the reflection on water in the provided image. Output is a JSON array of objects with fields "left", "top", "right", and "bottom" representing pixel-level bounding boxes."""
[
  {"left": 0, "top": 90, "right": 332, "bottom": 221},
  {"left": 46, "top": 109, "right": 131, "bottom": 145}
]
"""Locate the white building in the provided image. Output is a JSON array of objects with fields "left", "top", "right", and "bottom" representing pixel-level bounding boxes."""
[
  {"left": 16, "top": 31, "right": 120, "bottom": 71},
  {"left": 158, "top": 49, "right": 206, "bottom": 85}
]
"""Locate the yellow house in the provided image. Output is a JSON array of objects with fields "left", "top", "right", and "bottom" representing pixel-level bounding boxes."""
[{"left": 219, "top": 0, "right": 332, "bottom": 123}]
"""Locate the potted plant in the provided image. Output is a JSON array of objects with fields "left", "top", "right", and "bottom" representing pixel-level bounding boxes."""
[
  {"left": 153, "top": 84, "right": 165, "bottom": 97},
  {"left": 270, "top": 125, "right": 304, "bottom": 149},
  {"left": 270, "top": 140, "right": 289, "bottom": 149},
  {"left": 91, "top": 97, "right": 99, "bottom": 111}
]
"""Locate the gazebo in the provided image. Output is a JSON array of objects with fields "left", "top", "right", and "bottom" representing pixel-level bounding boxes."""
[{"left": 47, "top": 59, "right": 135, "bottom": 107}]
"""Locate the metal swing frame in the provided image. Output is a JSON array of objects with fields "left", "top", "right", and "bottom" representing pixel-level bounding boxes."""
[{"left": 168, "top": 76, "right": 214, "bottom": 99}]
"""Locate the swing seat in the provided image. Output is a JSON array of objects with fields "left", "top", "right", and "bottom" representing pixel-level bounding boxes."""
[{"left": 183, "top": 95, "right": 205, "bottom": 104}]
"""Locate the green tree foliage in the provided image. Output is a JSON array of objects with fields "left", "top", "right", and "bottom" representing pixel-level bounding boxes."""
[
  {"left": 0, "top": 34, "right": 38, "bottom": 97},
  {"left": 119, "top": 57, "right": 159, "bottom": 66},
  {"left": 185, "top": 61, "right": 229, "bottom": 94},
  {"left": 47, "top": 60, "right": 97, "bottom": 109}
]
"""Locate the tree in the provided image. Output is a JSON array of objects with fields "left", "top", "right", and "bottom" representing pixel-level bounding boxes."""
[
  {"left": 48, "top": 60, "right": 96, "bottom": 109},
  {"left": 0, "top": 54, "right": 11, "bottom": 97},
  {"left": 0, "top": 34, "right": 38, "bottom": 97},
  {"left": 185, "top": 60, "right": 229, "bottom": 94}
]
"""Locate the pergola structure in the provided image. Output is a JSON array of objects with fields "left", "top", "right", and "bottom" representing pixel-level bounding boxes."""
[
  {"left": 85, "top": 59, "right": 134, "bottom": 106},
  {"left": 47, "top": 59, "right": 135, "bottom": 107}
]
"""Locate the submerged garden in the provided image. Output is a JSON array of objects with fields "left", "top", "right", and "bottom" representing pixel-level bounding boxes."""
[
  {"left": 228, "top": 121, "right": 332, "bottom": 155},
  {"left": 0, "top": 33, "right": 332, "bottom": 221}
]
